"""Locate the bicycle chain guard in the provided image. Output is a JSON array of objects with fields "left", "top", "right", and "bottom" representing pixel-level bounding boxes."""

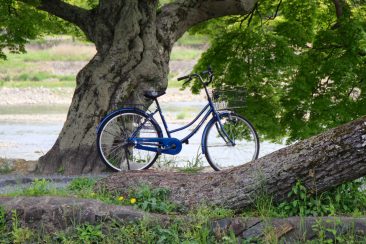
[{"left": 132, "top": 138, "right": 182, "bottom": 155}]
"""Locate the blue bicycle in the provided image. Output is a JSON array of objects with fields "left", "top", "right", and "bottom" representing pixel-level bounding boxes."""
[{"left": 96, "top": 67, "right": 259, "bottom": 171}]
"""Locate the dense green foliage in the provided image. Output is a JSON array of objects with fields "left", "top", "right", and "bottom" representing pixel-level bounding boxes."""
[{"left": 194, "top": 0, "right": 366, "bottom": 142}]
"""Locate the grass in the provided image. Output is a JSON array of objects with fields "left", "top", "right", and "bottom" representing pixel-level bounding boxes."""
[
  {"left": 1, "top": 177, "right": 366, "bottom": 242},
  {"left": 170, "top": 46, "right": 203, "bottom": 60},
  {"left": 5, "top": 43, "right": 95, "bottom": 62},
  {"left": 0, "top": 104, "right": 69, "bottom": 115},
  {"left": 1, "top": 80, "right": 75, "bottom": 88},
  {"left": 176, "top": 33, "right": 208, "bottom": 47},
  {"left": 0, "top": 36, "right": 203, "bottom": 89}
]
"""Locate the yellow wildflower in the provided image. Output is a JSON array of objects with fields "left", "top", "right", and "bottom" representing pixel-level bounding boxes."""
[
  {"left": 118, "top": 196, "right": 124, "bottom": 201},
  {"left": 91, "top": 192, "right": 96, "bottom": 197},
  {"left": 130, "top": 198, "right": 137, "bottom": 204}
]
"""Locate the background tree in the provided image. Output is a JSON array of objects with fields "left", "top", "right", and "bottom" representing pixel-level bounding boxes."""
[{"left": 192, "top": 0, "right": 366, "bottom": 143}]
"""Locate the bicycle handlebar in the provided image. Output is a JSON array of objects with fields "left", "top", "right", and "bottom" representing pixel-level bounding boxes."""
[
  {"left": 177, "top": 66, "right": 214, "bottom": 86},
  {"left": 177, "top": 75, "right": 190, "bottom": 81}
]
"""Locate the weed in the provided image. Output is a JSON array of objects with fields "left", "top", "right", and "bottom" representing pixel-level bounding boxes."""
[
  {"left": 154, "top": 155, "right": 178, "bottom": 169},
  {"left": 130, "top": 185, "right": 177, "bottom": 213},
  {"left": 67, "top": 177, "right": 96, "bottom": 192},
  {"left": 11, "top": 210, "right": 34, "bottom": 243},
  {"left": 76, "top": 223, "right": 105, "bottom": 243},
  {"left": 180, "top": 148, "right": 204, "bottom": 173},
  {"left": 0, "top": 206, "right": 5, "bottom": 228},
  {"left": 0, "top": 160, "right": 13, "bottom": 174},
  {"left": 22, "top": 178, "right": 50, "bottom": 196},
  {"left": 57, "top": 165, "right": 65, "bottom": 174},
  {"left": 277, "top": 179, "right": 366, "bottom": 217}
]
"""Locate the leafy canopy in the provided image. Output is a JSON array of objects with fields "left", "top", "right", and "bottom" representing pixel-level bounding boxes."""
[{"left": 193, "top": 0, "right": 366, "bottom": 142}]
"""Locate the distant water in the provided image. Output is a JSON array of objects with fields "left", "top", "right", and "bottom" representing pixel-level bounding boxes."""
[{"left": 0, "top": 102, "right": 285, "bottom": 165}]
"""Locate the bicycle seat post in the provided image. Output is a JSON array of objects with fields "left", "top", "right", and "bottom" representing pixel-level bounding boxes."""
[{"left": 154, "top": 96, "right": 171, "bottom": 138}]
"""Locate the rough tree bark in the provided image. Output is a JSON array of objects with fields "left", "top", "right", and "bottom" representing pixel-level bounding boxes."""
[
  {"left": 95, "top": 116, "right": 366, "bottom": 211},
  {"left": 22, "top": 0, "right": 257, "bottom": 174}
]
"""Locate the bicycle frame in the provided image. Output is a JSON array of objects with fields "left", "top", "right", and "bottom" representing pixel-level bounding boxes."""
[
  {"left": 146, "top": 82, "right": 235, "bottom": 146},
  {"left": 127, "top": 72, "right": 235, "bottom": 156}
]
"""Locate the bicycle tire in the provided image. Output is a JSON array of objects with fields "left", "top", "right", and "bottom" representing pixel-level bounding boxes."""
[
  {"left": 97, "top": 109, "right": 162, "bottom": 172},
  {"left": 202, "top": 112, "right": 259, "bottom": 171}
]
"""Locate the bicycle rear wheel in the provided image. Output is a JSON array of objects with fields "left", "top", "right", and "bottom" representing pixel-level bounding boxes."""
[
  {"left": 203, "top": 112, "right": 259, "bottom": 170},
  {"left": 97, "top": 110, "right": 162, "bottom": 171}
]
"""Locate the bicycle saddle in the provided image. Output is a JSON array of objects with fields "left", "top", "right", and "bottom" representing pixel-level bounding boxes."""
[{"left": 144, "top": 90, "right": 166, "bottom": 99}]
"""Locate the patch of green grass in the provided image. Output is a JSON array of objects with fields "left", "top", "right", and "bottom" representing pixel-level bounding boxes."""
[
  {"left": 0, "top": 105, "right": 69, "bottom": 115},
  {"left": 76, "top": 223, "right": 105, "bottom": 243},
  {"left": 22, "top": 178, "right": 51, "bottom": 196},
  {"left": 170, "top": 47, "right": 203, "bottom": 60},
  {"left": 6, "top": 47, "right": 93, "bottom": 62},
  {"left": 10, "top": 72, "right": 75, "bottom": 82},
  {"left": 67, "top": 177, "right": 96, "bottom": 192},
  {"left": 179, "top": 149, "right": 204, "bottom": 173},
  {"left": 176, "top": 33, "right": 208, "bottom": 46},
  {"left": 167, "top": 72, "right": 182, "bottom": 88},
  {"left": 130, "top": 185, "right": 178, "bottom": 213},
  {"left": 176, "top": 111, "right": 188, "bottom": 120},
  {"left": 1, "top": 80, "right": 75, "bottom": 88},
  {"left": 0, "top": 70, "right": 76, "bottom": 88}
]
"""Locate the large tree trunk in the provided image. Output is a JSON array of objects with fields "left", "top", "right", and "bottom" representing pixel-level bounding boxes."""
[
  {"left": 37, "top": 2, "right": 170, "bottom": 174},
  {"left": 95, "top": 116, "right": 366, "bottom": 210},
  {"left": 33, "top": 0, "right": 256, "bottom": 174}
]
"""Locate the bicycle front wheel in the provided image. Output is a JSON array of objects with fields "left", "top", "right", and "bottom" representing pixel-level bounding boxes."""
[
  {"left": 97, "top": 110, "right": 162, "bottom": 172},
  {"left": 203, "top": 113, "right": 259, "bottom": 171}
]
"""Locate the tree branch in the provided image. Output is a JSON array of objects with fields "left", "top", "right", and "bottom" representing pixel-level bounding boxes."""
[
  {"left": 18, "top": 0, "right": 96, "bottom": 42},
  {"left": 333, "top": 0, "right": 343, "bottom": 20},
  {"left": 157, "top": 0, "right": 258, "bottom": 49}
]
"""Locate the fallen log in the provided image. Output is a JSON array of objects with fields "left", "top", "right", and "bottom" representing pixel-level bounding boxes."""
[
  {"left": 212, "top": 216, "right": 366, "bottom": 241},
  {"left": 0, "top": 196, "right": 167, "bottom": 233},
  {"left": 1, "top": 196, "right": 365, "bottom": 241},
  {"left": 95, "top": 116, "right": 366, "bottom": 210}
]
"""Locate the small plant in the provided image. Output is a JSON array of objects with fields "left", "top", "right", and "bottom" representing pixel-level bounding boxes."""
[
  {"left": 277, "top": 178, "right": 366, "bottom": 217},
  {"left": 57, "top": 165, "right": 65, "bottom": 174},
  {"left": 154, "top": 155, "right": 178, "bottom": 169},
  {"left": 76, "top": 223, "right": 105, "bottom": 243},
  {"left": 22, "top": 178, "right": 50, "bottom": 196},
  {"left": 67, "top": 177, "right": 96, "bottom": 192},
  {"left": 128, "top": 185, "right": 177, "bottom": 213},
  {"left": 180, "top": 148, "right": 204, "bottom": 173},
  {"left": 11, "top": 210, "right": 33, "bottom": 243},
  {"left": 0, "top": 158, "right": 14, "bottom": 174}
]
